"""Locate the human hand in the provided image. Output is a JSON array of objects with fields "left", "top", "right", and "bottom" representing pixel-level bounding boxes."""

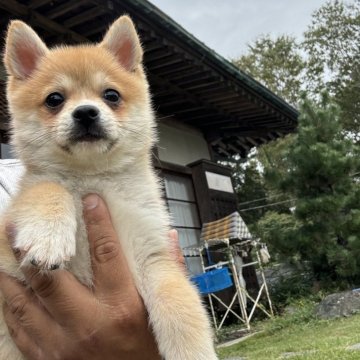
[{"left": 0, "top": 194, "right": 181, "bottom": 360}]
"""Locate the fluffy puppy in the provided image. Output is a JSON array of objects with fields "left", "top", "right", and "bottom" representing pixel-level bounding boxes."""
[{"left": 0, "top": 16, "right": 218, "bottom": 360}]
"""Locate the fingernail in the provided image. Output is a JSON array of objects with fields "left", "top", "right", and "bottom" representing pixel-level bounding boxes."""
[{"left": 83, "top": 194, "right": 99, "bottom": 210}]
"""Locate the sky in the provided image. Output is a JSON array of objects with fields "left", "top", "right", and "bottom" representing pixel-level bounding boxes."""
[{"left": 149, "top": 0, "right": 330, "bottom": 60}]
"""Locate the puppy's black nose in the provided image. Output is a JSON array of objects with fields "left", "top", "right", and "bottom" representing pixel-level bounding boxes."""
[
  {"left": 71, "top": 105, "right": 106, "bottom": 142},
  {"left": 72, "top": 105, "right": 99, "bottom": 126}
]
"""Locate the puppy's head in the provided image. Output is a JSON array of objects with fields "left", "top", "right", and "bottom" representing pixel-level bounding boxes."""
[{"left": 4, "top": 16, "right": 154, "bottom": 173}]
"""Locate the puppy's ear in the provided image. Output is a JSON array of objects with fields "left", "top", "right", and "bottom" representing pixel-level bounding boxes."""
[
  {"left": 100, "top": 15, "right": 143, "bottom": 71},
  {"left": 4, "top": 20, "right": 48, "bottom": 80}
]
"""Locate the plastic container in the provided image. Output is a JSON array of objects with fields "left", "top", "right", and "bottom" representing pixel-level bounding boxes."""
[{"left": 191, "top": 267, "right": 233, "bottom": 295}]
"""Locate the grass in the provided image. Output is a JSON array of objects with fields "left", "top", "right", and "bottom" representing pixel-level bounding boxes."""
[{"left": 216, "top": 299, "right": 360, "bottom": 359}]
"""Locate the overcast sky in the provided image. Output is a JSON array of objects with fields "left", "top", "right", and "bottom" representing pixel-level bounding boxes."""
[{"left": 149, "top": 0, "right": 330, "bottom": 60}]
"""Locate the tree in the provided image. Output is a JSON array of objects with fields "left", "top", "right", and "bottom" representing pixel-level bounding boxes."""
[
  {"left": 260, "top": 95, "right": 360, "bottom": 281},
  {"left": 303, "top": 0, "right": 360, "bottom": 139},
  {"left": 230, "top": 1, "right": 360, "bottom": 283},
  {"left": 233, "top": 36, "right": 305, "bottom": 106},
  {"left": 234, "top": 159, "right": 267, "bottom": 225},
  {"left": 257, "top": 134, "right": 295, "bottom": 193},
  {"left": 256, "top": 211, "right": 300, "bottom": 259},
  {"left": 234, "top": 0, "right": 360, "bottom": 137}
]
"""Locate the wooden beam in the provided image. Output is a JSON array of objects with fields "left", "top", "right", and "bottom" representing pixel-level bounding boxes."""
[
  {"left": 151, "top": 63, "right": 192, "bottom": 76},
  {"left": 147, "top": 56, "right": 191, "bottom": 72},
  {"left": 150, "top": 73, "right": 244, "bottom": 128},
  {"left": 82, "top": 22, "right": 108, "bottom": 37},
  {"left": 193, "top": 85, "right": 229, "bottom": 96},
  {"left": 171, "top": 108, "right": 214, "bottom": 118},
  {"left": 220, "top": 105, "right": 258, "bottom": 114},
  {"left": 236, "top": 139, "right": 251, "bottom": 151},
  {"left": 64, "top": 6, "right": 105, "bottom": 28},
  {"left": 207, "top": 128, "right": 278, "bottom": 138},
  {"left": 227, "top": 143, "right": 241, "bottom": 153},
  {"left": 176, "top": 72, "right": 215, "bottom": 86},
  {"left": 199, "top": 112, "right": 269, "bottom": 127},
  {"left": 213, "top": 98, "right": 249, "bottom": 107},
  {"left": 246, "top": 137, "right": 260, "bottom": 146},
  {"left": 0, "top": 0, "right": 87, "bottom": 42},
  {"left": 46, "top": 0, "right": 89, "bottom": 20},
  {"left": 226, "top": 111, "right": 268, "bottom": 120},
  {"left": 146, "top": 56, "right": 184, "bottom": 68},
  {"left": 204, "top": 92, "right": 245, "bottom": 103},
  {"left": 183, "top": 80, "right": 220, "bottom": 91},
  {"left": 156, "top": 98, "right": 190, "bottom": 108},
  {"left": 29, "top": 0, "right": 50, "bottom": 9},
  {"left": 182, "top": 113, "right": 222, "bottom": 122},
  {"left": 216, "top": 145, "right": 231, "bottom": 157},
  {"left": 143, "top": 41, "right": 165, "bottom": 53},
  {"left": 151, "top": 88, "right": 174, "bottom": 97},
  {"left": 144, "top": 49, "right": 173, "bottom": 62},
  {"left": 170, "top": 106, "right": 206, "bottom": 114},
  {"left": 166, "top": 68, "right": 207, "bottom": 81}
]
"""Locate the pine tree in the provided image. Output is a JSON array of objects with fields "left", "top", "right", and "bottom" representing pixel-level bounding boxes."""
[
  {"left": 235, "top": 160, "right": 267, "bottom": 225},
  {"left": 259, "top": 95, "right": 360, "bottom": 281}
]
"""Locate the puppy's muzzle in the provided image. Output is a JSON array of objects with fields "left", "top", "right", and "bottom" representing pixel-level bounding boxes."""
[{"left": 71, "top": 105, "right": 107, "bottom": 142}]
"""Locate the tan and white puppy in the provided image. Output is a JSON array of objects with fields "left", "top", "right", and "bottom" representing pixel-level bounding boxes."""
[{"left": 0, "top": 16, "right": 218, "bottom": 359}]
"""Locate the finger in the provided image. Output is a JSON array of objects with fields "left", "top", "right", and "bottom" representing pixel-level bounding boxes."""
[
  {"left": 168, "top": 229, "right": 186, "bottom": 270},
  {"left": 3, "top": 303, "right": 43, "bottom": 360},
  {"left": 0, "top": 273, "right": 55, "bottom": 345},
  {"left": 83, "top": 194, "right": 134, "bottom": 294},
  {"left": 18, "top": 267, "right": 96, "bottom": 328},
  {"left": 5, "top": 220, "right": 96, "bottom": 327}
]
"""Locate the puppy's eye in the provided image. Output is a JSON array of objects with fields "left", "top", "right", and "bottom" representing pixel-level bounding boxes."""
[
  {"left": 103, "top": 89, "right": 121, "bottom": 104},
  {"left": 45, "top": 92, "right": 64, "bottom": 108}
]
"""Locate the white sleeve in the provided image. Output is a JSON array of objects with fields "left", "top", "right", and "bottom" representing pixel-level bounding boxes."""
[{"left": 0, "top": 159, "right": 25, "bottom": 215}]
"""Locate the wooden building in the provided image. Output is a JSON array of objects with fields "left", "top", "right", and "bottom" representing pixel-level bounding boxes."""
[{"left": 0, "top": 0, "right": 298, "bottom": 275}]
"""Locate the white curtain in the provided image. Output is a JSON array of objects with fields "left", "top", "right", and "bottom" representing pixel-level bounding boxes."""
[
  {"left": 164, "top": 173, "right": 196, "bottom": 201},
  {"left": 167, "top": 200, "right": 200, "bottom": 228},
  {"left": 164, "top": 174, "right": 203, "bottom": 275}
]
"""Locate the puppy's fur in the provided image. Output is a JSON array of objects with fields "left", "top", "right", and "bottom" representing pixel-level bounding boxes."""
[{"left": 0, "top": 16, "right": 217, "bottom": 359}]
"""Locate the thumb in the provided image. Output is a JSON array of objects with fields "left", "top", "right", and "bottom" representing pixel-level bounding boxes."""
[{"left": 83, "top": 194, "right": 132, "bottom": 294}]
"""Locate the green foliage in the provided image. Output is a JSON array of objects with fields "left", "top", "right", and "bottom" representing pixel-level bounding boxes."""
[
  {"left": 233, "top": 0, "right": 360, "bottom": 138},
  {"left": 256, "top": 212, "right": 299, "bottom": 257},
  {"left": 233, "top": 35, "right": 305, "bottom": 106},
  {"left": 261, "top": 95, "right": 360, "bottom": 281},
  {"left": 303, "top": 0, "right": 360, "bottom": 139},
  {"left": 262, "top": 298, "right": 317, "bottom": 334},
  {"left": 234, "top": 160, "right": 267, "bottom": 224},
  {"left": 230, "top": 1, "right": 360, "bottom": 284},
  {"left": 303, "top": 1, "right": 360, "bottom": 90},
  {"left": 282, "top": 95, "right": 354, "bottom": 197},
  {"left": 269, "top": 275, "right": 315, "bottom": 312}
]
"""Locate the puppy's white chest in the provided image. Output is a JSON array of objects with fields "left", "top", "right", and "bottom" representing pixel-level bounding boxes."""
[{"left": 58, "top": 174, "right": 167, "bottom": 286}]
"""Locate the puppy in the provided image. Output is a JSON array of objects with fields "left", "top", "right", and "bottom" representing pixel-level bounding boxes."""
[{"left": 0, "top": 16, "right": 218, "bottom": 359}]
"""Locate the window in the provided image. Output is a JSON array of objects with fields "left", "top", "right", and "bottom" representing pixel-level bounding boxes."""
[
  {"left": 0, "top": 143, "right": 14, "bottom": 159},
  {"left": 163, "top": 172, "right": 203, "bottom": 275}
]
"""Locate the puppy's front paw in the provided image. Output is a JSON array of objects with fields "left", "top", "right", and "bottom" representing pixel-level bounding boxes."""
[{"left": 14, "top": 221, "right": 76, "bottom": 271}]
